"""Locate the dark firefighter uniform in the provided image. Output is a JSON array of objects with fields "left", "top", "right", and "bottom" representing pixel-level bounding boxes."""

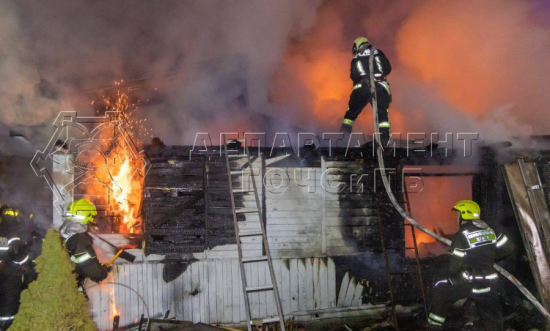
[
  {"left": 342, "top": 36, "right": 392, "bottom": 141},
  {"left": 428, "top": 200, "right": 514, "bottom": 331},
  {"left": 0, "top": 207, "right": 31, "bottom": 330},
  {"left": 63, "top": 232, "right": 108, "bottom": 284},
  {"left": 60, "top": 199, "right": 108, "bottom": 287}
]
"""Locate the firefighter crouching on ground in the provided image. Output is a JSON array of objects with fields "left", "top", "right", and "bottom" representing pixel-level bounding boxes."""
[
  {"left": 341, "top": 36, "right": 392, "bottom": 144},
  {"left": 60, "top": 199, "right": 109, "bottom": 289},
  {"left": 428, "top": 200, "right": 514, "bottom": 331},
  {"left": 0, "top": 206, "right": 31, "bottom": 331}
]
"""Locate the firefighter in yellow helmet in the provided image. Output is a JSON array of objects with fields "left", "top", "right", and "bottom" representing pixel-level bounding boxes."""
[
  {"left": 0, "top": 206, "right": 31, "bottom": 330},
  {"left": 428, "top": 200, "right": 514, "bottom": 331},
  {"left": 60, "top": 199, "right": 108, "bottom": 286},
  {"left": 341, "top": 37, "right": 392, "bottom": 143}
]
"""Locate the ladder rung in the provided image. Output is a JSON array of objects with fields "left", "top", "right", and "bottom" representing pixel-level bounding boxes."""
[
  {"left": 246, "top": 284, "right": 274, "bottom": 292},
  {"left": 235, "top": 208, "right": 258, "bottom": 214},
  {"left": 242, "top": 256, "right": 268, "bottom": 263},
  {"left": 260, "top": 317, "right": 281, "bottom": 324},
  {"left": 239, "top": 231, "right": 264, "bottom": 237}
]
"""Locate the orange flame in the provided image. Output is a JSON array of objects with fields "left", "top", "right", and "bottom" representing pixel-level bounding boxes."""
[
  {"left": 81, "top": 85, "right": 148, "bottom": 234},
  {"left": 110, "top": 149, "right": 143, "bottom": 233},
  {"left": 110, "top": 287, "right": 120, "bottom": 318}
]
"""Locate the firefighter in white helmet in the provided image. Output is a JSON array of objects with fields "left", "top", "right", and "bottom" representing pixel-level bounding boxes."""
[{"left": 428, "top": 200, "right": 514, "bottom": 330}]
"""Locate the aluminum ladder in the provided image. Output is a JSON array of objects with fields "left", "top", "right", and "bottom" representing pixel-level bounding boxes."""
[
  {"left": 375, "top": 178, "right": 428, "bottom": 330},
  {"left": 222, "top": 136, "right": 286, "bottom": 331}
]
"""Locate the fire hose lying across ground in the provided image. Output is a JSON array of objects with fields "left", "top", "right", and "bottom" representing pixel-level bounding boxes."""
[{"left": 367, "top": 45, "right": 550, "bottom": 323}]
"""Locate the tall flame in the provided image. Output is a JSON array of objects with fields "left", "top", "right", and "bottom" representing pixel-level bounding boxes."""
[
  {"left": 110, "top": 149, "right": 143, "bottom": 233},
  {"left": 85, "top": 85, "right": 149, "bottom": 234}
]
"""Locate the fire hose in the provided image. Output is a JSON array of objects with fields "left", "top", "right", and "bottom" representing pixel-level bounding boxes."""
[{"left": 367, "top": 45, "right": 550, "bottom": 322}]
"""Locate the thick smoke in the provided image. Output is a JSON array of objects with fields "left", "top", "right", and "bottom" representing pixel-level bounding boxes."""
[
  {"left": 0, "top": 0, "right": 322, "bottom": 224},
  {"left": 1, "top": 0, "right": 550, "bottom": 225},
  {"left": 0, "top": 0, "right": 322, "bottom": 146},
  {"left": 276, "top": 0, "right": 550, "bottom": 145}
]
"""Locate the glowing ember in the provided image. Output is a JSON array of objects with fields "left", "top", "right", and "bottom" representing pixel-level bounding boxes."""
[{"left": 85, "top": 84, "right": 150, "bottom": 234}]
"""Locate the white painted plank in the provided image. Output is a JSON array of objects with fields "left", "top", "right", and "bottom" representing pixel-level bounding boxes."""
[
  {"left": 267, "top": 236, "right": 320, "bottom": 244},
  {"left": 290, "top": 259, "right": 299, "bottom": 313},
  {"left": 266, "top": 210, "right": 323, "bottom": 218},
  {"left": 298, "top": 259, "right": 307, "bottom": 311},
  {"left": 266, "top": 200, "right": 323, "bottom": 210},
  {"left": 267, "top": 190, "right": 323, "bottom": 199},
  {"left": 267, "top": 218, "right": 321, "bottom": 225},
  {"left": 191, "top": 263, "right": 201, "bottom": 323},
  {"left": 343, "top": 277, "right": 357, "bottom": 308},
  {"left": 199, "top": 261, "right": 209, "bottom": 323},
  {"left": 351, "top": 284, "right": 364, "bottom": 307},
  {"left": 174, "top": 268, "right": 184, "bottom": 320},
  {"left": 148, "top": 264, "right": 156, "bottom": 319},
  {"left": 223, "top": 259, "right": 232, "bottom": 323},
  {"left": 158, "top": 265, "right": 166, "bottom": 319},
  {"left": 270, "top": 249, "right": 322, "bottom": 259},
  {"left": 243, "top": 262, "right": 252, "bottom": 321},
  {"left": 215, "top": 260, "right": 224, "bottom": 323},
  {"left": 319, "top": 258, "right": 329, "bottom": 309},
  {"left": 150, "top": 264, "right": 159, "bottom": 319},
  {"left": 142, "top": 264, "right": 150, "bottom": 319},
  {"left": 258, "top": 261, "right": 268, "bottom": 319},
  {"left": 232, "top": 260, "right": 241, "bottom": 323},
  {"left": 279, "top": 259, "right": 291, "bottom": 315},
  {"left": 157, "top": 264, "right": 165, "bottom": 318},
  {"left": 237, "top": 261, "right": 246, "bottom": 323},
  {"left": 312, "top": 258, "right": 321, "bottom": 310},
  {"left": 266, "top": 242, "right": 320, "bottom": 251},
  {"left": 271, "top": 259, "right": 282, "bottom": 316},
  {"left": 250, "top": 261, "right": 259, "bottom": 319},
  {"left": 183, "top": 265, "right": 191, "bottom": 321},
  {"left": 306, "top": 258, "right": 314, "bottom": 311},
  {"left": 267, "top": 224, "right": 321, "bottom": 232},
  {"left": 207, "top": 260, "right": 217, "bottom": 323},
  {"left": 337, "top": 272, "right": 350, "bottom": 308}
]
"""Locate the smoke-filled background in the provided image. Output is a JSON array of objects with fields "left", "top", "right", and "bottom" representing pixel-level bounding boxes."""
[{"left": 1, "top": 0, "right": 550, "bottom": 228}]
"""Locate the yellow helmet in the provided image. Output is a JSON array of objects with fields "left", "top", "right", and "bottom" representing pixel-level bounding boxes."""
[
  {"left": 65, "top": 199, "right": 97, "bottom": 224},
  {"left": 452, "top": 200, "right": 480, "bottom": 220},
  {"left": 352, "top": 36, "right": 369, "bottom": 55}
]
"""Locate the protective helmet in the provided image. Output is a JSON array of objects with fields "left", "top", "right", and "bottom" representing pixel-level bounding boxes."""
[
  {"left": 65, "top": 199, "right": 97, "bottom": 224},
  {"left": 0, "top": 207, "right": 19, "bottom": 225},
  {"left": 452, "top": 200, "right": 480, "bottom": 220},
  {"left": 352, "top": 36, "right": 369, "bottom": 55}
]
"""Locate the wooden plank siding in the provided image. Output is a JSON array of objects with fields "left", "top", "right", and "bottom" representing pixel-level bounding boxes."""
[
  {"left": 88, "top": 257, "right": 338, "bottom": 330},
  {"left": 265, "top": 167, "right": 323, "bottom": 258}
]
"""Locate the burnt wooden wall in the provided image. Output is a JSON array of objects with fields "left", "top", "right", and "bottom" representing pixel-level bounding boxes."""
[{"left": 143, "top": 146, "right": 405, "bottom": 258}]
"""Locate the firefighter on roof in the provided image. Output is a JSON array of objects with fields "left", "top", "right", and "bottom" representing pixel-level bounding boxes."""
[
  {"left": 0, "top": 205, "right": 31, "bottom": 331},
  {"left": 60, "top": 199, "right": 109, "bottom": 287},
  {"left": 428, "top": 200, "right": 514, "bottom": 331},
  {"left": 341, "top": 36, "right": 392, "bottom": 143}
]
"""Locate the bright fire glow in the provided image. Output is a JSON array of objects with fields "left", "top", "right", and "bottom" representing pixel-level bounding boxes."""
[
  {"left": 93, "top": 87, "right": 148, "bottom": 234},
  {"left": 110, "top": 286, "right": 120, "bottom": 318},
  {"left": 110, "top": 149, "right": 143, "bottom": 233}
]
